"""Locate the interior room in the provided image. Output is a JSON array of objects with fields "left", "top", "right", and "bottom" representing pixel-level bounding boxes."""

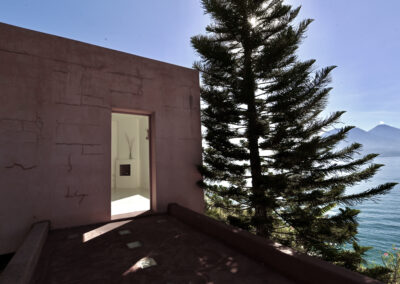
[{"left": 111, "top": 113, "right": 150, "bottom": 216}]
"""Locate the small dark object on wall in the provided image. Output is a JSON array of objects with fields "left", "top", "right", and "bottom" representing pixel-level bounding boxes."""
[{"left": 120, "top": 164, "right": 131, "bottom": 176}]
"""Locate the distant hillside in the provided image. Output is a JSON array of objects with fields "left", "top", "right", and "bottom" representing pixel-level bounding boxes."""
[
  {"left": 324, "top": 124, "right": 400, "bottom": 157},
  {"left": 369, "top": 124, "right": 400, "bottom": 140}
]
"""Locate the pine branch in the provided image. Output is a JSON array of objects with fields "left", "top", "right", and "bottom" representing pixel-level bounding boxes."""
[{"left": 336, "top": 183, "right": 398, "bottom": 206}]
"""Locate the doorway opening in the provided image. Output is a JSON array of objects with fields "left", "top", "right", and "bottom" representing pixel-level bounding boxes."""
[{"left": 111, "top": 113, "right": 150, "bottom": 216}]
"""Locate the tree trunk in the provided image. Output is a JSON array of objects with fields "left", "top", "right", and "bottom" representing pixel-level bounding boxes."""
[{"left": 242, "top": 45, "right": 270, "bottom": 238}]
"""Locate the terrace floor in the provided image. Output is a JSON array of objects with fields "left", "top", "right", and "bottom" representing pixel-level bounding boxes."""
[{"left": 32, "top": 214, "right": 294, "bottom": 284}]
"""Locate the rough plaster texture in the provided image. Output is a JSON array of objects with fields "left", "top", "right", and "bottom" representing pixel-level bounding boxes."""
[{"left": 0, "top": 22, "right": 204, "bottom": 254}]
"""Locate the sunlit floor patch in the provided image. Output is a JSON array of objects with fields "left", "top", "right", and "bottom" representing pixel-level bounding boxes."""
[
  {"left": 137, "top": 257, "right": 157, "bottom": 269},
  {"left": 123, "top": 257, "right": 157, "bottom": 275},
  {"left": 83, "top": 220, "right": 132, "bottom": 242},
  {"left": 126, "top": 241, "right": 142, "bottom": 249},
  {"left": 111, "top": 194, "right": 150, "bottom": 216}
]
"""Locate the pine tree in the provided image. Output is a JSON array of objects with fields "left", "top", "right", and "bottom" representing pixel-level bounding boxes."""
[{"left": 192, "top": 0, "right": 398, "bottom": 277}]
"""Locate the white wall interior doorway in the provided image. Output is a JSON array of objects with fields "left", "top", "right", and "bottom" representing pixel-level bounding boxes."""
[{"left": 111, "top": 113, "right": 150, "bottom": 216}]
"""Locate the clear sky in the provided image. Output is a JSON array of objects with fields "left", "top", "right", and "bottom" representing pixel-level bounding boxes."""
[{"left": 0, "top": 0, "right": 398, "bottom": 130}]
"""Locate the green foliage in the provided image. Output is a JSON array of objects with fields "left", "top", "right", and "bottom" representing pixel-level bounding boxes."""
[
  {"left": 380, "top": 246, "right": 400, "bottom": 283},
  {"left": 361, "top": 265, "right": 392, "bottom": 283},
  {"left": 192, "top": 0, "right": 398, "bottom": 279}
]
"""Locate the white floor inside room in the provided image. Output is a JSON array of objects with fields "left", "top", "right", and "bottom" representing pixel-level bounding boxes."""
[{"left": 111, "top": 188, "right": 150, "bottom": 215}]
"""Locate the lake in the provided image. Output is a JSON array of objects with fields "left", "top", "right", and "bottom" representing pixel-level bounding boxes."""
[{"left": 345, "top": 156, "right": 400, "bottom": 265}]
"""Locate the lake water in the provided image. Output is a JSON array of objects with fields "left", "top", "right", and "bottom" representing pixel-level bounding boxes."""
[{"left": 343, "top": 156, "right": 400, "bottom": 265}]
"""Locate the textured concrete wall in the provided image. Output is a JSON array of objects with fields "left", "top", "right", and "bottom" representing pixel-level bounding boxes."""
[{"left": 0, "top": 23, "right": 204, "bottom": 254}]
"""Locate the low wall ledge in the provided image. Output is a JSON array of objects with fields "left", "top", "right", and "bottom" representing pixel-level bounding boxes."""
[
  {"left": 168, "top": 203, "right": 382, "bottom": 284},
  {"left": 0, "top": 221, "right": 50, "bottom": 284}
]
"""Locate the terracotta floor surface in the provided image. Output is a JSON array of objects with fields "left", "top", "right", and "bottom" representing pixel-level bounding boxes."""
[{"left": 33, "top": 214, "right": 294, "bottom": 284}]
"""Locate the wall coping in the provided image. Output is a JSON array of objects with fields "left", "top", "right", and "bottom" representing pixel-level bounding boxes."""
[
  {"left": 0, "top": 221, "right": 49, "bottom": 284},
  {"left": 168, "top": 203, "right": 382, "bottom": 284}
]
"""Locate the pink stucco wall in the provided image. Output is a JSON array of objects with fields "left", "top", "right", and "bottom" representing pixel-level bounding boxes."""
[{"left": 0, "top": 23, "right": 204, "bottom": 254}]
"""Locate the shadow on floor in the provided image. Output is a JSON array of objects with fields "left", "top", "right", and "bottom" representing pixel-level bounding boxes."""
[
  {"left": 32, "top": 215, "right": 293, "bottom": 284},
  {"left": 0, "top": 253, "right": 14, "bottom": 275}
]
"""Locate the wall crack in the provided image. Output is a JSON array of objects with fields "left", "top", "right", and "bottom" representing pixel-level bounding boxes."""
[{"left": 5, "top": 163, "right": 37, "bottom": 170}]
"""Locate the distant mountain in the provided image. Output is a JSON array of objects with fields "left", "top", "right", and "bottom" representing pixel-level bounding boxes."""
[
  {"left": 368, "top": 124, "right": 400, "bottom": 141},
  {"left": 324, "top": 124, "right": 400, "bottom": 157}
]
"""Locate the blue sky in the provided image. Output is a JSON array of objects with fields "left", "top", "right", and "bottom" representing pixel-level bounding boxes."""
[
  {"left": 0, "top": 0, "right": 398, "bottom": 130},
  {"left": 288, "top": 0, "right": 400, "bottom": 130}
]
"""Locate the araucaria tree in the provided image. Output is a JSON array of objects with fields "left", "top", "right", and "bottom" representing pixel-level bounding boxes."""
[{"left": 192, "top": 0, "right": 397, "bottom": 276}]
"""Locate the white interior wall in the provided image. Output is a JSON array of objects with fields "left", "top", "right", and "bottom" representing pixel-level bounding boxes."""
[
  {"left": 118, "top": 117, "right": 140, "bottom": 188},
  {"left": 111, "top": 120, "right": 118, "bottom": 189},
  {"left": 139, "top": 117, "right": 150, "bottom": 190},
  {"left": 111, "top": 113, "right": 150, "bottom": 191}
]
